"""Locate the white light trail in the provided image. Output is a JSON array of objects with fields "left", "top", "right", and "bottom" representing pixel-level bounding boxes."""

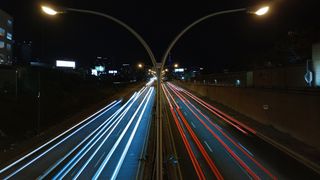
[
  {"left": 111, "top": 87, "right": 154, "bottom": 180},
  {"left": 1, "top": 100, "right": 120, "bottom": 178},
  {"left": 57, "top": 91, "right": 142, "bottom": 179},
  {"left": 38, "top": 93, "right": 138, "bottom": 179},
  {"left": 92, "top": 88, "right": 152, "bottom": 179}
]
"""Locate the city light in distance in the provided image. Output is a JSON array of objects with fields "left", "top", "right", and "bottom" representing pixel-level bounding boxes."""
[
  {"left": 108, "top": 70, "right": 118, "bottom": 74},
  {"left": 174, "top": 68, "right": 184, "bottom": 72},
  {"left": 56, "top": 60, "right": 76, "bottom": 69}
]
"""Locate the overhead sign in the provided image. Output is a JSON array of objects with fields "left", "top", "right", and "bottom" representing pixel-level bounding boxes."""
[{"left": 56, "top": 60, "right": 76, "bottom": 69}]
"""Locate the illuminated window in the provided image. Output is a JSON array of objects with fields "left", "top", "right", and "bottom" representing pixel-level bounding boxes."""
[
  {"left": 0, "top": 28, "right": 5, "bottom": 37},
  {"left": 236, "top": 79, "right": 241, "bottom": 86},
  {"left": 0, "top": 41, "right": 4, "bottom": 48},
  {"left": 0, "top": 53, "right": 4, "bottom": 62},
  {"left": 6, "top": 43, "right": 11, "bottom": 51},
  {"left": 7, "top": 20, "right": 13, "bottom": 27},
  {"left": 6, "top": 33, "right": 12, "bottom": 40}
]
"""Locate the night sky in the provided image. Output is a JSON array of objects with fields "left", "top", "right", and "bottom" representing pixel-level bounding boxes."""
[{"left": 1, "top": 0, "right": 319, "bottom": 72}]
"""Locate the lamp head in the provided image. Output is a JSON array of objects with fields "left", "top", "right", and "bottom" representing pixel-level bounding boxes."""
[
  {"left": 247, "top": 5, "right": 270, "bottom": 16},
  {"left": 255, "top": 6, "right": 269, "bottom": 16},
  {"left": 41, "top": 5, "right": 65, "bottom": 16}
]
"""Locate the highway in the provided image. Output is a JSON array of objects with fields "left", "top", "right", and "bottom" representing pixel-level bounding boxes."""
[
  {"left": 162, "top": 82, "right": 319, "bottom": 180},
  {"left": 0, "top": 82, "right": 155, "bottom": 180}
]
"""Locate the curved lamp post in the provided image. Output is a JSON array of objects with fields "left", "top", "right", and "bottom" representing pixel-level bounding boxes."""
[
  {"left": 41, "top": 5, "right": 157, "bottom": 67},
  {"left": 41, "top": 5, "right": 163, "bottom": 180},
  {"left": 160, "top": 6, "right": 270, "bottom": 71}
]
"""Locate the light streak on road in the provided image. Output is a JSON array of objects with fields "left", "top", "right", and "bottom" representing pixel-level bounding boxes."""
[
  {"left": 0, "top": 100, "right": 119, "bottom": 175},
  {"left": 1, "top": 100, "right": 122, "bottom": 180},
  {"left": 0, "top": 84, "right": 155, "bottom": 180},
  {"left": 93, "top": 87, "right": 153, "bottom": 179},
  {"left": 110, "top": 87, "right": 154, "bottom": 180},
  {"left": 54, "top": 90, "right": 143, "bottom": 179},
  {"left": 164, "top": 82, "right": 277, "bottom": 180}
]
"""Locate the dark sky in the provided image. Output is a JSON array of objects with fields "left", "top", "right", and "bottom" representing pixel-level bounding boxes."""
[{"left": 1, "top": 0, "right": 319, "bottom": 71}]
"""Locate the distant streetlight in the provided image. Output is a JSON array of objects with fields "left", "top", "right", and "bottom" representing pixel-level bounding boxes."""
[
  {"left": 138, "top": 63, "right": 143, "bottom": 68},
  {"left": 174, "top": 64, "right": 179, "bottom": 68},
  {"left": 165, "top": 68, "right": 169, "bottom": 72},
  {"left": 161, "top": 5, "right": 271, "bottom": 71}
]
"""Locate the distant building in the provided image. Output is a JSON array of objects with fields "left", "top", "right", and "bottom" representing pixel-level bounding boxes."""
[
  {"left": 312, "top": 43, "right": 320, "bottom": 87},
  {"left": 16, "top": 41, "right": 32, "bottom": 64},
  {"left": 0, "top": 9, "right": 13, "bottom": 65}
]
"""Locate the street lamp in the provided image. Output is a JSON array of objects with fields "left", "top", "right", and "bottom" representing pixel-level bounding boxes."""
[
  {"left": 138, "top": 63, "right": 144, "bottom": 68},
  {"left": 160, "top": 5, "right": 270, "bottom": 71},
  {"left": 41, "top": 6, "right": 60, "bottom": 16},
  {"left": 174, "top": 63, "right": 179, "bottom": 68},
  {"left": 254, "top": 6, "right": 269, "bottom": 16},
  {"left": 40, "top": 7, "right": 163, "bottom": 174},
  {"left": 40, "top": 4, "right": 157, "bottom": 67}
]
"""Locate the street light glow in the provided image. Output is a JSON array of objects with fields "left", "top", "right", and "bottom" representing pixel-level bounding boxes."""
[
  {"left": 255, "top": 6, "right": 269, "bottom": 16},
  {"left": 138, "top": 63, "right": 143, "bottom": 68},
  {"left": 41, "top": 6, "right": 58, "bottom": 16},
  {"left": 174, "top": 64, "right": 179, "bottom": 68}
]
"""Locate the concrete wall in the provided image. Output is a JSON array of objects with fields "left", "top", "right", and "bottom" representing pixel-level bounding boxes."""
[
  {"left": 253, "top": 66, "right": 306, "bottom": 88},
  {"left": 178, "top": 82, "right": 320, "bottom": 149},
  {"left": 193, "top": 64, "right": 307, "bottom": 88}
]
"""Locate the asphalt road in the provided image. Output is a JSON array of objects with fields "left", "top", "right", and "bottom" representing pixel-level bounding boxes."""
[
  {"left": 0, "top": 83, "right": 155, "bottom": 180},
  {"left": 162, "top": 82, "right": 319, "bottom": 180}
]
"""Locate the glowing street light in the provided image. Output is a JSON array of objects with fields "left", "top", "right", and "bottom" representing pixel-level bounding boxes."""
[
  {"left": 254, "top": 6, "right": 269, "bottom": 16},
  {"left": 161, "top": 5, "right": 271, "bottom": 70},
  {"left": 138, "top": 63, "right": 143, "bottom": 68},
  {"left": 40, "top": 4, "right": 157, "bottom": 67},
  {"left": 41, "top": 5, "right": 60, "bottom": 16},
  {"left": 174, "top": 64, "right": 179, "bottom": 68}
]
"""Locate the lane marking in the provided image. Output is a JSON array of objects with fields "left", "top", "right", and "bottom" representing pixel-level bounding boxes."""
[
  {"left": 225, "top": 151, "right": 251, "bottom": 179},
  {"left": 183, "top": 111, "right": 188, "bottom": 116},
  {"left": 70, "top": 167, "right": 79, "bottom": 177},
  {"left": 190, "top": 122, "right": 196, "bottom": 129},
  {"left": 116, "top": 129, "right": 122, "bottom": 137},
  {"left": 238, "top": 143, "right": 254, "bottom": 157},
  {"left": 204, "top": 141, "right": 213, "bottom": 153},
  {"left": 94, "top": 152, "right": 106, "bottom": 168},
  {"left": 215, "top": 124, "right": 222, "bottom": 130}
]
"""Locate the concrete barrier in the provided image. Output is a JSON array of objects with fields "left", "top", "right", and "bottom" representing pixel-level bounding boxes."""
[{"left": 178, "top": 82, "right": 320, "bottom": 149}]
